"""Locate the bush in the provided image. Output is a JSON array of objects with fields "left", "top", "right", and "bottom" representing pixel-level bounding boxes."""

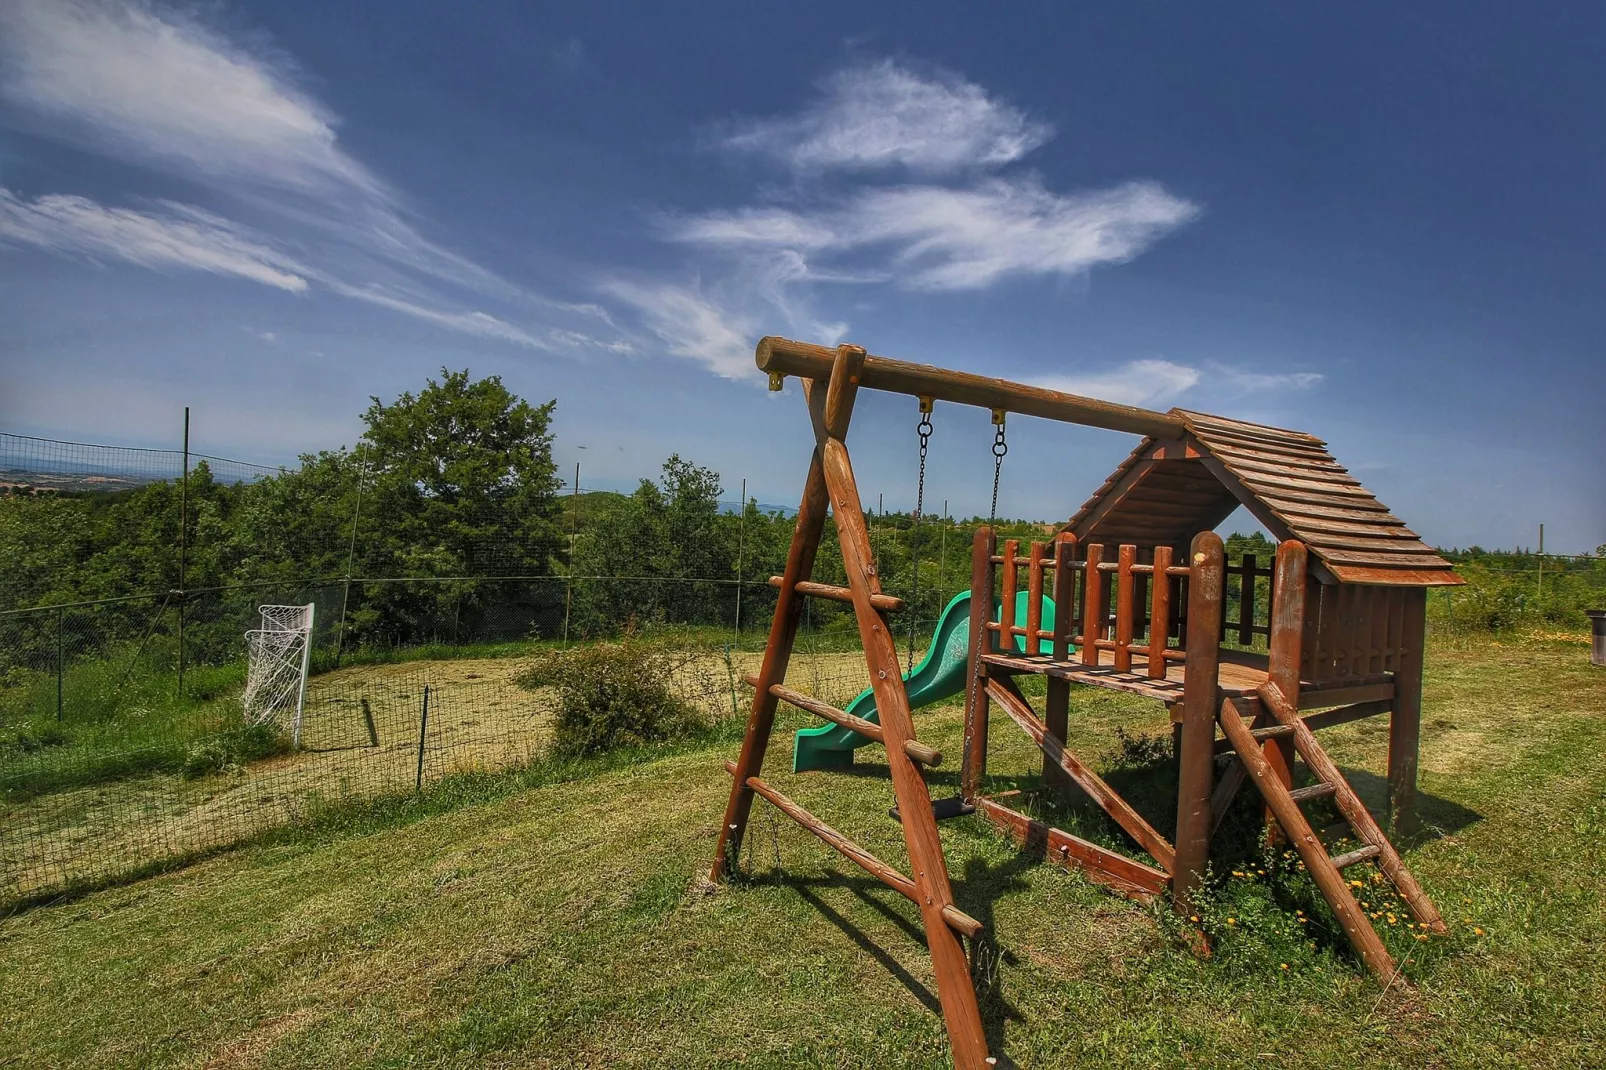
[
  {"left": 516, "top": 639, "right": 703, "bottom": 757},
  {"left": 180, "top": 721, "right": 292, "bottom": 780}
]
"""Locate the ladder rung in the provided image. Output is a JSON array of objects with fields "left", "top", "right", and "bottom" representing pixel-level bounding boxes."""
[
  {"left": 1288, "top": 782, "right": 1337, "bottom": 804},
  {"left": 723, "top": 760, "right": 980, "bottom": 938},
  {"left": 1330, "top": 844, "right": 1382, "bottom": 869},
  {"left": 768, "top": 576, "right": 903, "bottom": 613},
  {"left": 743, "top": 675, "right": 942, "bottom": 768},
  {"left": 1250, "top": 724, "right": 1295, "bottom": 740}
]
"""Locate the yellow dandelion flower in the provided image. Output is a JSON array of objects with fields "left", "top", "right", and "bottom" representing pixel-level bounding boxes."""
[
  {"left": 1474, "top": 927, "right": 1485, "bottom": 936},
  {"left": 1227, "top": 917, "right": 1237, "bottom": 925},
  {"left": 1349, "top": 880, "right": 1363, "bottom": 888},
  {"left": 1415, "top": 934, "right": 1428, "bottom": 942}
]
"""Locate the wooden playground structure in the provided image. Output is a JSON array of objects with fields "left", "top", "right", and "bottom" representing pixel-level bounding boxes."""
[{"left": 711, "top": 337, "right": 1463, "bottom": 1069}]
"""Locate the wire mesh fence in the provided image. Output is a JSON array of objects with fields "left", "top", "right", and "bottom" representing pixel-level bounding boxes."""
[{"left": 3, "top": 426, "right": 1599, "bottom": 909}]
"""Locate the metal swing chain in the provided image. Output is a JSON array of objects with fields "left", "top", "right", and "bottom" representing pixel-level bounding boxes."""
[
  {"left": 989, "top": 409, "right": 1008, "bottom": 526},
  {"left": 908, "top": 398, "right": 933, "bottom": 673}
]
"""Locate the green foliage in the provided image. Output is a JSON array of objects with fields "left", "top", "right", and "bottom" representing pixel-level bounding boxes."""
[
  {"left": 516, "top": 638, "right": 704, "bottom": 756},
  {"left": 179, "top": 721, "right": 291, "bottom": 780}
]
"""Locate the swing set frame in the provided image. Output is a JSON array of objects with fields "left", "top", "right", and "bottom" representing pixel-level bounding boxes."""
[{"left": 711, "top": 336, "right": 1455, "bottom": 1070}]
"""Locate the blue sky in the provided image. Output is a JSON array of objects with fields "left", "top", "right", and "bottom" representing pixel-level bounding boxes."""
[{"left": 1, "top": 1, "right": 1601, "bottom": 551}]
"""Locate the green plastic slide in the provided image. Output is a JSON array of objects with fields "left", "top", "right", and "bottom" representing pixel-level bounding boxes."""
[{"left": 792, "top": 590, "right": 1061, "bottom": 772}]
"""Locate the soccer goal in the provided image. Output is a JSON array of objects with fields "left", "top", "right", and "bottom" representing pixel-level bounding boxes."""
[{"left": 242, "top": 603, "right": 314, "bottom": 748}]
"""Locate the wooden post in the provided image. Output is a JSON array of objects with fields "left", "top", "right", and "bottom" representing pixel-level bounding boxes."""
[
  {"left": 1080, "top": 543, "right": 1105, "bottom": 666},
  {"left": 1025, "top": 540, "right": 1046, "bottom": 655},
  {"left": 1114, "top": 544, "right": 1136, "bottom": 672},
  {"left": 1172, "top": 532, "right": 1224, "bottom": 905},
  {"left": 1045, "top": 533, "right": 1076, "bottom": 790},
  {"left": 1388, "top": 588, "right": 1427, "bottom": 834},
  {"left": 1263, "top": 541, "right": 1308, "bottom": 839},
  {"left": 999, "top": 539, "right": 1019, "bottom": 652},
  {"left": 820, "top": 437, "right": 991, "bottom": 1068},
  {"left": 963, "top": 526, "right": 995, "bottom": 802},
  {"left": 709, "top": 365, "right": 848, "bottom": 881},
  {"left": 1148, "top": 546, "right": 1173, "bottom": 679}
]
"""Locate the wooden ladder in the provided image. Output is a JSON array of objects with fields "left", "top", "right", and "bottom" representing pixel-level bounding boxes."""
[
  {"left": 1217, "top": 680, "right": 1447, "bottom": 983},
  {"left": 709, "top": 345, "right": 994, "bottom": 1070}
]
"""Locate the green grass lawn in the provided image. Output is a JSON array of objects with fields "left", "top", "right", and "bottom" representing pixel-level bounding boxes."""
[{"left": 0, "top": 635, "right": 1602, "bottom": 1068}]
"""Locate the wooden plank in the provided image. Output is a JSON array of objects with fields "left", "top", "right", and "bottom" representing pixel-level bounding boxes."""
[
  {"left": 1191, "top": 426, "right": 1337, "bottom": 462},
  {"left": 767, "top": 576, "right": 904, "bottom": 612},
  {"left": 1259, "top": 680, "right": 1445, "bottom": 935},
  {"left": 1114, "top": 544, "right": 1136, "bottom": 672},
  {"left": 1249, "top": 482, "right": 1394, "bottom": 512},
  {"left": 1238, "top": 471, "right": 1381, "bottom": 501},
  {"left": 758, "top": 335, "right": 1185, "bottom": 439},
  {"left": 711, "top": 377, "right": 838, "bottom": 882},
  {"left": 988, "top": 676, "right": 1176, "bottom": 872},
  {"left": 727, "top": 764, "right": 982, "bottom": 939},
  {"left": 1181, "top": 410, "right": 1326, "bottom": 447},
  {"left": 1313, "top": 548, "right": 1455, "bottom": 568},
  {"left": 962, "top": 527, "right": 995, "bottom": 801},
  {"left": 1199, "top": 435, "right": 1351, "bottom": 473},
  {"left": 1220, "top": 454, "right": 1364, "bottom": 486},
  {"left": 975, "top": 796, "right": 1170, "bottom": 901},
  {"left": 1218, "top": 696, "right": 1398, "bottom": 983},
  {"left": 818, "top": 433, "right": 991, "bottom": 1069},
  {"left": 1267, "top": 500, "right": 1409, "bottom": 525},
  {"left": 1278, "top": 515, "right": 1420, "bottom": 539},
  {"left": 1302, "top": 699, "right": 1392, "bottom": 731},
  {"left": 1301, "top": 533, "right": 1439, "bottom": 554},
  {"left": 1326, "top": 564, "right": 1464, "bottom": 587},
  {"left": 1173, "top": 531, "right": 1224, "bottom": 908}
]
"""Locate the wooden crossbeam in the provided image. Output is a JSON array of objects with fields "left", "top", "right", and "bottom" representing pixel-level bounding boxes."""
[
  {"left": 767, "top": 575, "right": 904, "bottom": 613},
  {"left": 973, "top": 796, "right": 1170, "bottom": 901}
]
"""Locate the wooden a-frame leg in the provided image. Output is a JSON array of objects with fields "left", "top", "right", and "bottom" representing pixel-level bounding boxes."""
[
  {"left": 812, "top": 347, "right": 990, "bottom": 1070},
  {"left": 709, "top": 383, "right": 834, "bottom": 882}
]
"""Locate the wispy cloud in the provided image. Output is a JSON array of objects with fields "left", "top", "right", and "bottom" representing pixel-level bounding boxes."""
[
  {"left": 0, "top": 189, "right": 310, "bottom": 292},
  {"left": 716, "top": 59, "right": 1051, "bottom": 175},
  {"left": 0, "top": 0, "right": 627, "bottom": 352},
  {"left": 669, "top": 178, "right": 1198, "bottom": 290},
  {"left": 601, "top": 280, "right": 756, "bottom": 378},
  {"left": 639, "top": 58, "right": 1199, "bottom": 376},
  {"left": 1218, "top": 367, "right": 1325, "bottom": 391},
  {"left": 1034, "top": 360, "right": 1202, "bottom": 408}
]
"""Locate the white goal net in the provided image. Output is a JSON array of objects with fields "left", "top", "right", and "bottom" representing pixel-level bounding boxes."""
[{"left": 242, "top": 603, "right": 314, "bottom": 747}]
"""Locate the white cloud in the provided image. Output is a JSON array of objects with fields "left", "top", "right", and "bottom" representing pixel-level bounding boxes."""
[
  {"left": 601, "top": 281, "right": 755, "bottom": 378},
  {"left": 0, "top": 189, "right": 310, "bottom": 291},
  {"left": 718, "top": 59, "right": 1051, "bottom": 175},
  {"left": 1034, "top": 360, "right": 1201, "bottom": 408},
  {"left": 0, "top": 0, "right": 376, "bottom": 197},
  {"left": 667, "top": 177, "right": 1198, "bottom": 291},
  {"left": 1219, "top": 368, "right": 1325, "bottom": 391},
  {"left": 0, "top": 0, "right": 631, "bottom": 354}
]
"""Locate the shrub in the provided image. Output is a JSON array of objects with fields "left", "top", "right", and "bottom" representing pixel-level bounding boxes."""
[
  {"left": 516, "top": 638, "right": 703, "bottom": 757},
  {"left": 180, "top": 721, "right": 292, "bottom": 780}
]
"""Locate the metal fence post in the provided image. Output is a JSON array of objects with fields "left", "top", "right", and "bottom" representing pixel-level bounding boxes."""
[
  {"left": 415, "top": 684, "right": 432, "bottom": 791},
  {"left": 55, "top": 605, "right": 64, "bottom": 722},
  {"left": 734, "top": 477, "right": 746, "bottom": 636}
]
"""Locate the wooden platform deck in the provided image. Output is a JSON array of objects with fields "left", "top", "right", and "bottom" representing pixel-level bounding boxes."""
[{"left": 979, "top": 648, "right": 1395, "bottom": 712}]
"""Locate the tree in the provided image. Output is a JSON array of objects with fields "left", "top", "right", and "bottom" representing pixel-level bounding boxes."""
[{"left": 351, "top": 369, "right": 563, "bottom": 644}]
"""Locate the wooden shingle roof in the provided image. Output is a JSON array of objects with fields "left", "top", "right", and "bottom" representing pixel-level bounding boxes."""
[{"left": 1065, "top": 409, "right": 1463, "bottom": 587}]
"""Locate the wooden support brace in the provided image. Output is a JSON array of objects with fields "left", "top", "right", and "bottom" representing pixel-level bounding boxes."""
[
  {"left": 974, "top": 795, "right": 1170, "bottom": 901},
  {"left": 986, "top": 676, "right": 1176, "bottom": 873}
]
